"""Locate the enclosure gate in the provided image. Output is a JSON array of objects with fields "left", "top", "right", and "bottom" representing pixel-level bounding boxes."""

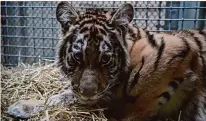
[{"left": 1, "top": 1, "right": 206, "bottom": 66}]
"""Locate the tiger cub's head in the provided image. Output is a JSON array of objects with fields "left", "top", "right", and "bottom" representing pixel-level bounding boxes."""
[{"left": 56, "top": 2, "right": 134, "bottom": 105}]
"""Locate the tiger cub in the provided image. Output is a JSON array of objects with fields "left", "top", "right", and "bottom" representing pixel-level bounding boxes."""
[
  {"left": 7, "top": 2, "right": 146, "bottom": 119},
  {"left": 125, "top": 29, "right": 206, "bottom": 121},
  {"left": 7, "top": 2, "right": 206, "bottom": 121}
]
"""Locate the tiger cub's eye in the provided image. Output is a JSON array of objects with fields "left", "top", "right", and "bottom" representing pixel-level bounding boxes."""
[
  {"left": 101, "top": 54, "right": 110, "bottom": 63},
  {"left": 74, "top": 51, "right": 82, "bottom": 61}
]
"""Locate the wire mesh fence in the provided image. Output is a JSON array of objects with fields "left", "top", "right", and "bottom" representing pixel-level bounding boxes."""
[{"left": 1, "top": 1, "right": 206, "bottom": 66}]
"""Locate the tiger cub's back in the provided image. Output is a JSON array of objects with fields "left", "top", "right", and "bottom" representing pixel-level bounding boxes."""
[{"left": 125, "top": 29, "right": 206, "bottom": 121}]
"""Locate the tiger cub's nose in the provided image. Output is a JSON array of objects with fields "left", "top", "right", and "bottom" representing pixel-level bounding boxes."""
[{"left": 79, "top": 85, "right": 98, "bottom": 98}]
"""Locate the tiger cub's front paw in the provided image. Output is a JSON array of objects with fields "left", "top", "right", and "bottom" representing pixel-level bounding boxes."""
[
  {"left": 8, "top": 100, "right": 45, "bottom": 118},
  {"left": 46, "top": 89, "right": 76, "bottom": 106}
]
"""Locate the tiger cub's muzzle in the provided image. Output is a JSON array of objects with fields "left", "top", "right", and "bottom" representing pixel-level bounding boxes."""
[{"left": 77, "top": 69, "right": 100, "bottom": 101}]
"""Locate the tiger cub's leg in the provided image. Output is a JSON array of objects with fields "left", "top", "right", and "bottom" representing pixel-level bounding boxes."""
[
  {"left": 156, "top": 69, "right": 198, "bottom": 120},
  {"left": 124, "top": 70, "right": 199, "bottom": 121},
  {"left": 8, "top": 89, "right": 76, "bottom": 118}
]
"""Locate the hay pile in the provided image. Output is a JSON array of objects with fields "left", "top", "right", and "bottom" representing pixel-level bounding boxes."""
[{"left": 1, "top": 62, "right": 107, "bottom": 121}]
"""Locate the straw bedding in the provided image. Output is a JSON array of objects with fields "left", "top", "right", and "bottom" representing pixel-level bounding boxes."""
[{"left": 1, "top": 62, "right": 107, "bottom": 121}]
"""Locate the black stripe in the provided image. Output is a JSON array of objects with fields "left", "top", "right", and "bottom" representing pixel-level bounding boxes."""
[
  {"left": 129, "top": 57, "right": 145, "bottom": 90},
  {"left": 128, "top": 27, "right": 137, "bottom": 40},
  {"left": 69, "top": 55, "right": 78, "bottom": 66},
  {"left": 199, "top": 30, "right": 206, "bottom": 40},
  {"left": 60, "top": 66, "right": 69, "bottom": 75},
  {"left": 79, "top": 19, "right": 106, "bottom": 28},
  {"left": 194, "top": 36, "right": 202, "bottom": 51},
  {"left": 116, "top": 28, "right": 122, "bottom": 35},
  {"left": 106, "top": 21, "right": 115, "bottom": 28},
  {"left": 194, "top": 36, "right": 206, "bottom": 81},
  {"left": 204, "top": 96, "right": 206, "bottom": 109},
  {"left": 99, "top": 28, "right": 107, "bottom": 36},
  {"left": 61, "top": 27, "right": 69, "bottom": 35},
  {"left": 58, "top": 34, "right": 73, "bottom": 62},
  {"left": 80, "top": 27, "right": 89, "bottom": 33},
  {"left": 79, "top": 14, "right": 106, "bottom": 21},
  {"left": 154, "top": 38, "right": 165, "bottom": 70},
  {"left": 79, "top": 20, "right": 94, "bottom": 28},
  {"left": 97, "top": 17, "right": 107, "bottom": 22},
  {"left": 167, "top": 38, "right": 190, "bottom": 64},
  {"left": 169, "top": 81, "right": 178, "bottom": 89},
  {"left": 136, "top": 27, "right": 141, "bottom": 40},
  {"left": 84, "top": 34, "right": 89, "bottom": 39},
  {"left": 158, "top": 92, "right": 171, "bottom": 101},
  {"left": 129, "top": 28, "right": 141, "bottom": 54},
  {"left": 187, "top": 31, "right": 206, "bottom": 81},
  {"left": 148, "top": 34, "right": 158, "bottom": 48},
  {"left": 118, "top": 26, "right": 127, "bottom": 47},
  {"left": 108, "top": 58, "right": 116, "bottom": 68},
  {"left": 85, "top": 11, "right": 106, "bottom": 18},
  {"left": 100, "top": 22, "right": 110, "bottom": 32},
  {"left": 145, "top": 29, "right": 150, "bottom": 36},
  {"left": 129, "top": 43, "right": 136, "bottom": 54},
  {"left": 79, "top": 15, "right": 93, "bottom": 20},
  {"left": 129, "top": 32, "right": 136, "bottom": 40}
]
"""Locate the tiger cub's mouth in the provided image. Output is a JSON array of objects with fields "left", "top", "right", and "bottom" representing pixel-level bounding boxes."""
[
  {"left": 77, "top": 94, "right": 100, "bottom": 105},
  {"left": 78, "top": 98, "right": 98, "bottom": 105},
  {"left": 72, "top": 87, "right": 110, "bottom": 105}
]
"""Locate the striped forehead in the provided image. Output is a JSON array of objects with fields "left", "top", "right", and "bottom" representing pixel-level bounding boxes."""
[
  {"left": 66, "top": 11, "right": 112, "bottom": 49},
  {"left": 80, "top": 10, "right": 107, "bottom": 20},
  {"left": 77, "top": 12, "right": 108, "bottom": 32}
]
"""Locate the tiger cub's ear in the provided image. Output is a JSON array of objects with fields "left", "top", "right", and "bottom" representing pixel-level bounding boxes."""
[
  {"left": 110, "top": 3, "right": 134, "bottom": 26},
  {"left": 56, "top": 2, "right": 79, "bottom": 28}
]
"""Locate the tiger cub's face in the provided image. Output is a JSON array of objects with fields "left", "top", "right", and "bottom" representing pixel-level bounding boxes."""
[{"left": 56, "top": 2, "right": 134, "bottom": 105}]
